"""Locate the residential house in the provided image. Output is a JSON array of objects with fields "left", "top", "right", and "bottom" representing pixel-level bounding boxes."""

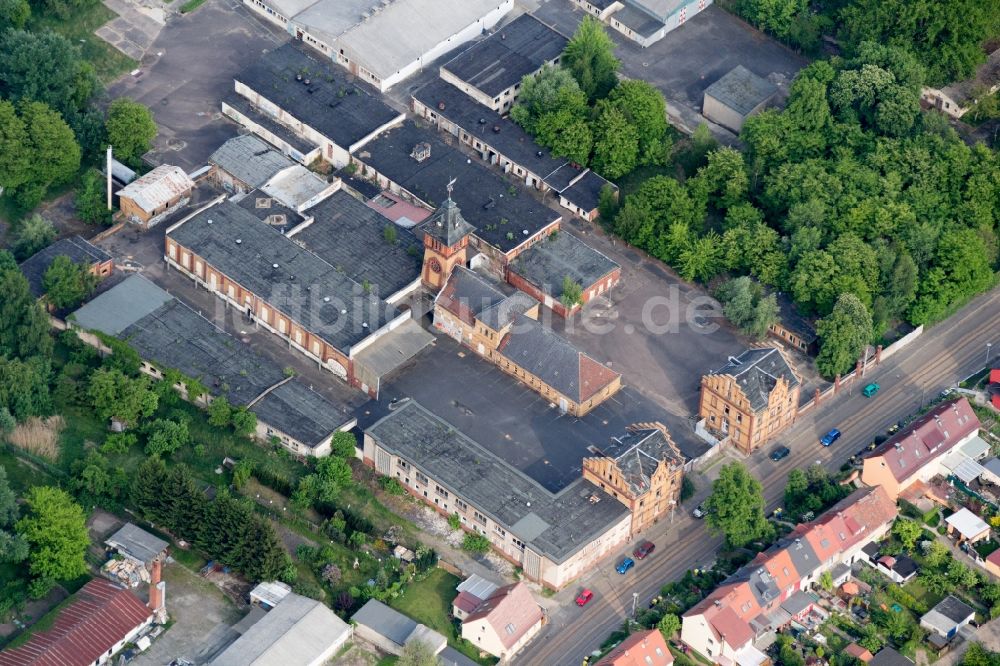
[
  {"left": 440, "top": 13, "right": 567, "bottom": 112},
  {"left": 596, "top": 629, "right": 673, "bottom": 666},
  {"left": 208, "top": 134, "right": 296, "bottom": 194},
  {"left": 869, "top": 648, "right": 915, "bottom": 666},
  {"left": 223, "top": 43, "right": 404, "bottom": 167},
  {"left": 411, "top": 77, "right": 617, "bottom": 221},
  {"left": 699, "top": 347, "right": 800, "bottom": 455},
  {"left": 351, "top": 120, "right": 562, "bottom": 274},
  {"left": 921, "top": 49, "right": 1000, "bottom": 119},
  {"left": 116, "top": 164, "right": 195, "bottom": 228},
  {"left": 873, "top": 554, "right": 918, "bottom": 584},
  {"left": 0, "top": 579, "right": 153, "bottom": 666},
  {"left": 702, "top": 66, "right": 779, "bottom": 133},
  {"left": 582, "top": 423, "right": 686, "bottom": 534},
  {"left": 70, "top": 275, "right": 361, "bottom": 456},
  {"left": 459, "top": 582, "right": 544, "bottom": 659},
  {"left": 164, "top": 197, "right": 412, "bottom": 391},
  {"left": 945, "top": 508, "right": 991, "bottom": 544},
  {"left": 363, "top": 400, "right": 633, "bottom": 589},
  {"left": 210, "top": 591, "right": 351, "bottom": 665},
  {"left": 985, "top": 548, "right": 1000, "bottom": 578},
  {"left": 507, "top": 230, "right": 620, "bottom": 317},
  {"left": 919, "top": 596, "right": 976, "bottom": 640},
  {"left": 350, "top": 598, "right": 448, "bottom": 657},
  {"left": 767, "top": 293, "right": 817, "bottom": 355},
  {"left": 861, "top": 398, "right": 982, "bottom": 500},
  {"left": 681, "top": 486, "right": 897, "bottom": 663},
  {"left": 18, "top": 236, "right": 114, "bottom": 300},
  {"left": 572, "top": 0, "right": 714, "bottom": 47},
  {"left": 453, "top": 574, "right": 501, "bottom": 620}
]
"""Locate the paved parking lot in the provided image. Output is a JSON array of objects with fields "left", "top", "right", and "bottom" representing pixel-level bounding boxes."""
[
  {"left": 107, "top": 0, "right": 287, "bottom": 171},
  {"left": 533, "top": 0, "right": 806, "bottom": 136}
]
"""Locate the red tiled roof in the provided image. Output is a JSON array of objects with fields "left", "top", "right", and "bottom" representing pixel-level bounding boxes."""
[
  {"left": 869, "top": 398, "right": 980, "bottom": 483},
  {"left": 0, "top": 579, "right": 151, "bottom": 666},
  {"left": 708, "top": 606, "right": 754, "bottom": 649},
  {"left": 845, "top": 643, "right": 874, "bottom": 662},
  {"left": 989, "top": 369, "right": 1000, "bottom": 385},
  {"left": 453, "top": 590, "right": 482, "bottom": 614},
  {"left": 986, "top": 548, "right": 1000, "bottom": 567},
  {"left": 596, "top": 630, "right": 673, "bottom": 666},
  {"left": 463, "top": 582, "right": 542, "bottom": 650},
  {"left": 992, "top": 394, "right": 1000, "bottom": 410},
  {"left": 578, "top": 353, "right": 621, "bottom": 403}
]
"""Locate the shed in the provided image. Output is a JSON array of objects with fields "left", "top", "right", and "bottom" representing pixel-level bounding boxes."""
[
  {"left": 116, "top": 164, "right": 195, "bottom": 228},
  {"left": 105, "top": 523, "right": 168, "bottom": 568},
  {"left": 920, "top": 595, "right": 976, "bottom": 639},
  {"left": 945, "top": 508, "right": 991, "bottom": 543},
  {"left": 983, "top": 457, "right": 1000, "bottom": 486},
  {"left": 351, "top": 599, "right": 447, "bottom": 657},
  {"left": 703, "top": 65, "right": 779, "bottom": 133},
  {"left": 249, "top": 581, "right": 292, "bottom": 609}
]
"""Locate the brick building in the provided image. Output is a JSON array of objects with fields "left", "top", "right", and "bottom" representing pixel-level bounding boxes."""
[
  {"left": 699, "top": 347, "right": 800, "bottom": 455},
  {"left": 18, "top": 236, "right": 114, "bottom": 300},
  {"left": 582, "top": 423, "right": 686, "bottom": 534},
  {"left": 116, "top": 164, "right": 195, "bottom": 229}
]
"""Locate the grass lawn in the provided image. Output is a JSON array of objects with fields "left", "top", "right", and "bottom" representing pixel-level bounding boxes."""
[
  {"left": 0, "top": 448, "right": 58, "bottom": 492},
  {"left": 376, "top": 657, "right": 398, "bottom": 666},
  {"left": 389, "top": 568, "right": 495, "bottom": 665},
  {"left": 902, "top": 579, "right": 944, "bottom": 610},
  {"left": 27, "top": 2, "right": 136, "bottom": 83}
]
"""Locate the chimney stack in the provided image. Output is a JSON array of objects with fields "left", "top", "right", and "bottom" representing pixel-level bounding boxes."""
[{"left": 149, "top": 557, "right": 168, "bottom": 623}]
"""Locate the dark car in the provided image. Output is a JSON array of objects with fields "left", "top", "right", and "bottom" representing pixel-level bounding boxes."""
[
  {"left": 575, "top": 589, "right": 594, "bottom": 606},
  {"left": 616, "top": 557, "right": 635, "bottom": 574},
  {"left": 770, "top": 445, "right": 791, "bottom": 461},
  {"left": 820, "top": 428, "right": 842, "bottom": 447},
  {"left": 633, "top": 541, "right": 656, "bottom": 559}
]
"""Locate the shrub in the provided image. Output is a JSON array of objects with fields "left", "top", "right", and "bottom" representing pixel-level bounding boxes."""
[
  {"left": 447, "top": 513, "right": 462, "bottom": 530},
  {"left": 462, "top": 532, "right": 491, "bottom": 554},
  {"left": 379, "top": 477, "right": 405, "bottom": 496}
]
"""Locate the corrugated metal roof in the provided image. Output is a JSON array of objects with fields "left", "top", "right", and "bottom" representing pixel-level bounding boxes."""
[{"left": 116, "top": 165, "right": 194, "bottom": 214}]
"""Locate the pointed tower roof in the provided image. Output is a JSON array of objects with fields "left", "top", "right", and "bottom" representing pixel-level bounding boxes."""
[{"left": 420, "top": 180, "right": 475, "bottom": 247}]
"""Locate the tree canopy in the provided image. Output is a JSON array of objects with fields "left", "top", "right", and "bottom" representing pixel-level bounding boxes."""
[
  {"left": 75, "top": 169, "right": 113, "bottom": 225},
  {"left": 0, "top": 252, "right": 54, "bottom": 359},
  {"left": 42, "top": 255, "right": 98, "bottom": 310},
  {"left": 104, "top": 98, "right": 157, "bottom": 166},
  {"left": 16, "top": 486, "right": 89, "bottom": 596},
  {"left": 704, "top": 462, "right": 774, "bottom": 549},
  {"left": 87, "top": 367, "right": 158, "bottom": 428},
  {"left": 0, "top": 467, "right": 28, "bottom": 564},
  {"left": 561, "top": 15, "right": 619, "bottom": 102},
  {"left": 816, "top": 293, "right": 873, "bottom": 378}
]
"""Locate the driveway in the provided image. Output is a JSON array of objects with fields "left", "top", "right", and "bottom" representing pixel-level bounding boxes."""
[
  {"left": 532, "top": 1, "right": 807, "bottom": 137},
  {"left": 107, "top": 0, "right": 288, "bottom": 171}
]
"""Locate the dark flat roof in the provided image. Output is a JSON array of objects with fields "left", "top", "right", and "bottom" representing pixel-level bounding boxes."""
[
  {"left": 356, "top": 121, "right": 560, "bottom": 253},
  {"left": 510, "top": 230, "right": 619, "bottom": 297},
  {"left": 370, "top": 336, "right": 709, "bottom": 493},
  {"left": 412, "top": 78, "right": 569, "bottom": 185},
  {"left": 209, "top": 135, "right": 295, "bottom": 190},
  {"left": 612, "top": 4, "right": 666, "bottom": 38},
  {"left": 234, "top": 189, "right": 304, "bottom": 228},
  {"left": 366, "top": 400, "right": 630, "bottom": 563},
  {"left": 19, "top": 236, "right": 112, "bottom": 298},
  {"left": 223, "top": 92, "right": 318, "bottom": 157},
  {"left": 250, "top": 379, "right": 355, "bottom": 447},
  {"left": 335, "top": 168, "right": 382, "bottom": 200},
  {"left": 560, "top": 170, "right": 616, "bottom": 214},
  {"left": 168, "top": 199, "right": 398, "bottom": 353},
  {"left": 441, "top": 14, "right": 567, "bottom": 99},
  {"left": 289, "top": 189, "right": 421, "bottom": 298},
  {"left": 704, "top": 65, "right": 779, "bottom": 117},
  {"left": 234, "top": 43, "right": 402, "bottom": 149}
]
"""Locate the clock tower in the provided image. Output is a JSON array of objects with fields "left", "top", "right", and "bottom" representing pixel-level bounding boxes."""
[{"left": 419, "top": 179, "right": 476, "bottom": 292}]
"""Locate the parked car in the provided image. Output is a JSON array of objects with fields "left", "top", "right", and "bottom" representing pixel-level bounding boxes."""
[
  {"left": 887, "top": 423, "right": 900, "bottom": 435},
  {"left": 862, "top": 383, "right": 880, "bottom": 397},
  {"left": 634, "top": 541, "right": 656, "bottom": 559},
  {"left": 770, "top": 445, "right": 791, "bottom": 461},
  {"left": 575, "top": 589, "right": 594, "bottom": 606},
  {"left": 693, "top": 504, "right": 707, "bottom": 518},
  {"left": 820, "top": 428, "right": 841, "bottom": 447},
  {"left": 616, "top": 557, "right": 635, "bottom": 574}
]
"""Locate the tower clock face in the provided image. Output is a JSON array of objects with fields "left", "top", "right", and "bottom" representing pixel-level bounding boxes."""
[{"left": 429, "top": 258, "right": 442, "bottom": 273}]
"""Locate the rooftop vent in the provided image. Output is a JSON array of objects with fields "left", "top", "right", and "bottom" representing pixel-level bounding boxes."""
[
  {"left": 296, "top": 74, "right": 302, "bottom": 81},
  {"left": 362, "top": 322, "right": 369, "bottom": 328},
  {"left": 493, "top": 125, "right": 501, "bottom": 133},
  {"left": 303, "top": 78, "right": 311, "bottom": 86},
  {"left": 272, "top": 263, "right": 279, "bottom": 269},
  {"left": 479, "top": 118, "right": 487, "bottom": 124},
  {"left": 410, "top": 142, "right": 431, "bottom": 163},
  {"left": 206, "top": 219, "right": 213, "bottom": 224},
  {"left": 324, "top": 296, "right": 331, "bottom": 302},
  {"left": 728, "top": 356, "right": 742, "bottom": 365},
  {"left": 588, "top": 494, "right": 600, "bottom": 504},
  {"left": 235, "top": 238, "right": 242, "bottom": 244},
  {"left": 438, "top": 101, "right": 446, "bottom": 111},
  {"left": 536, "top": 150, "right": 543, "bottom": 157},
  {"left": 522, "top": 229, "right": 529, "bottom": 235}
]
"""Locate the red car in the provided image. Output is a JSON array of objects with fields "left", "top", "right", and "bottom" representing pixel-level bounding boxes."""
[
  {"left": 575, "top": 589, "right": 594, "bottom": 606},
  {"left": 633, "top": 541, "right": 656, "bottom": 560}
]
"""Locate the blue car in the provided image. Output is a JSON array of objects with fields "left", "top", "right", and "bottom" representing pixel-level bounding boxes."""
[
  {"left": 616, "top": 557, "right": 635, "bottom": 574},
  {"left": 820, "top": 428, "right": 842, "bottom": 447}
]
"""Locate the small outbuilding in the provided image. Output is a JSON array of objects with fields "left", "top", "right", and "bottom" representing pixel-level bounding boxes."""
[
  {"left": 920, "top": 595, "right": 976, "bottom": 639},
  {"left": 703, "top": 65, "right": 778, "bottom": 133},
  {"left": 351, "top": 599, "right": 447, "bottom": 657},
  {"left": 117, "top": 164, "right": 195, "bottom": 229},
  {"left": 105, "top": 523, "right": 169, "bottom": 569},
  {"left": 945, "top": 507, "right": 991, "bottom": 544}
]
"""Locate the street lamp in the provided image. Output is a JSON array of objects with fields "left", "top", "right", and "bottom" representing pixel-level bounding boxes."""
[
  {"left": 632, "top": 592, "right": 639, "bottom": 620},
  {"left": 987, "top": 343, "right": 994, "bottom": 366}
]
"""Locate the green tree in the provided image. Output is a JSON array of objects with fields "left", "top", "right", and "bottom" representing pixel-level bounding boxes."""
[
  {"left": 144, "top": 418, "right": 190, "bottom": 457},
  {"left": 330, "top": 431, "right": 357, "bottom": 459},
  {"left": 12, "top": 101, "right": 82, "bottom": 208},
  {"left": 704, "top": 462, "right": 774, "bottom": 549},
  {"left": 0, "top": 99, "right": 30, "bottom": 196},
  {"left": 0, "top": 30, "right": 97, "bottom": 117},
  {"left": 12, "top": 213, "right": 55, "bottom": 261},
  {"left": 677, "top": 231, "right": 723, "bottom": 283},
  {"left": 207, "top": 395, "right": 232, "bottom": 427},
  {"left": 230, "top": 406, "right": 257, "bottom": 437},
  {"left": 561, "top": 15, "right": 619, "bottom": 102},
  {"left": 87, "top": 367, "right": 158, "bottom": 428},
  {"left": 819, "top": 570, "right": 834, "bottom": 592},
  {"left": 592, "top": 102, "right": 639, "bottom": 179},
  {"left": 398, "top": 639, "right": 441, "bottom": 666},
  {"left": 816, "top": 293, "right": 872, "bottom": 378},
  {"left": 607, "top": 80, "right": 669, "bottom": 166},
  {"left": 739, "top": 0, "right": 807, "bottom": 39},
  {"left": 41, "top": 255, "right": 98, "bottom": 309},
  {"left": 462, "top": 532, "right": 491, "bottom": 554},
  {"left": 70, "top": 451, "right": 127, "bottom": 505},
  {"left": 510, "top": 65, "right": 588, "bottom": 135},
  {"left": 0, "top": 355, "right": 51, "bottom": 421},
  {"left": 536, "top": 108, "right": 593, "bottom": 165},
  {"left": 909, "top": 228, "right": 995, "bottom": 325},
  {"left": 597, "top": 183, "right": 619, "bottom": 222},
  {"left": 560, "top": 275, "right": 583, "bottom": 308},
  {"left": 962, "top": 643, "right": 1000, "bottom": 666},
  {"left": 690, "top": 147, "right": 749, "bottom": 212},
  {"left": 0, "top": 253, "right": 54, "bottom": 359},
  {"left": 658, "top": 612, "right": 681, "bottom": 639},
  {"left": 0, "top": 0, "right": 30, "bottom": 29},
  {"left": 104, "top": 98, "right": 157, "bottom": 166},
  {"left": 16, "top": 486, "right": 89, "bottom": 596},
  {"left": 0, "top": 467, "right": 28, "bottom": 564},
  {"left": 74, "top": 169, "right": 113, "bottom": 225},
  {"left": 892, "top": 518, "right": 922, "bottom": 551}
]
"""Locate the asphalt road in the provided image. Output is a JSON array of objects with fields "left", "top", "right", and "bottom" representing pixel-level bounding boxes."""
[{"left": 517, "top": 286, "right": 1000, "bottom": 665}]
